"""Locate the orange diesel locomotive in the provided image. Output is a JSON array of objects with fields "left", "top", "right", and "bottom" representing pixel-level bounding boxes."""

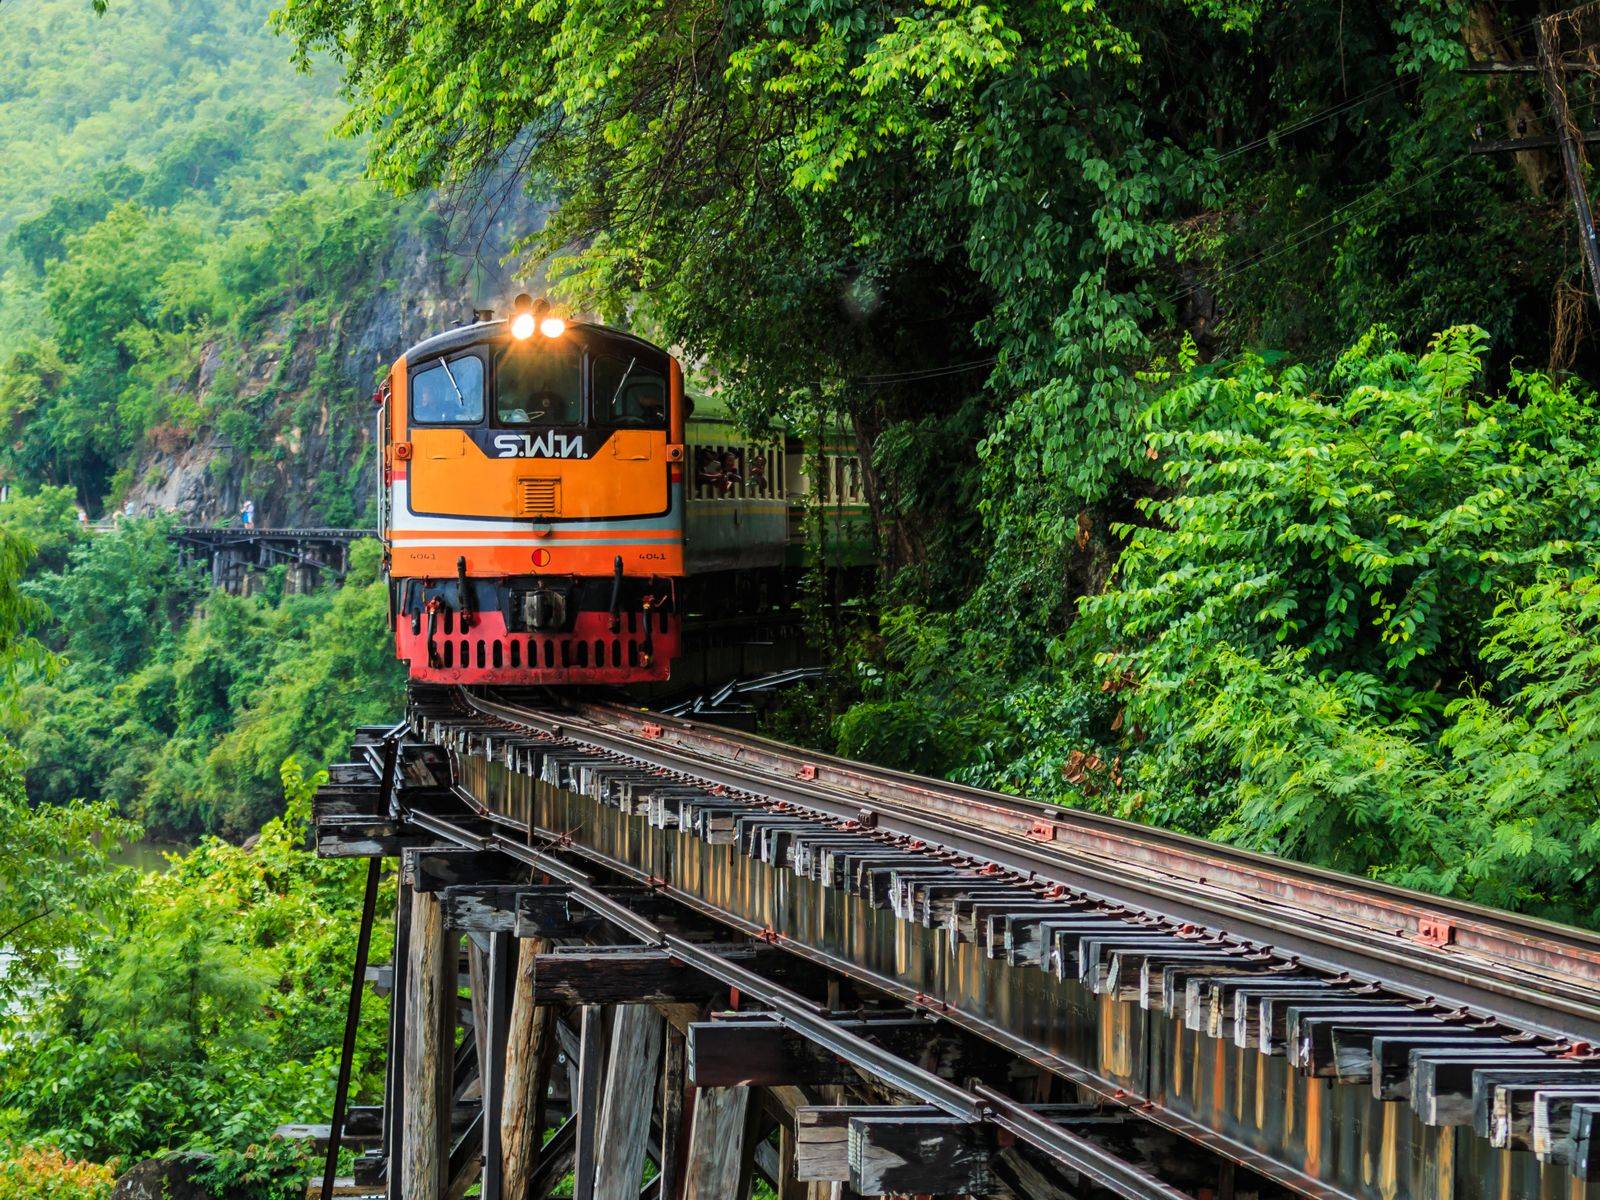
[{"left": 379, "top": 298, "right": 688, "bottom": 685}]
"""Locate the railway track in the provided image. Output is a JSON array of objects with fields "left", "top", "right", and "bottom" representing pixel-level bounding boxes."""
[
  {"left": 314, "top": 685, "right": 1600, "bottom": 1200},
  {"left": 472, "top": 689, "right": 1600, "bottom": 1039}
]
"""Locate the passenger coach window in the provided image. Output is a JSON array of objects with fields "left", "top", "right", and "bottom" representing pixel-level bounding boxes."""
[
  {"left": 594, "top": 355, "right": 667, "bottom": 428},
  {"left": 497, "top": 340, "right": 582, "bottom": 425},
  {"left": 411, "top": 355, "right": 485, "bottom": 423}
]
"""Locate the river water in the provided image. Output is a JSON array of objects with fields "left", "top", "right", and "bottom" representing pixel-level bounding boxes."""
[
  {"left": 111, "top": 837, "right": 190, "bottom": 873},
  {"left": 0, "top": 838, "right": 189, "bottom": 1002}
]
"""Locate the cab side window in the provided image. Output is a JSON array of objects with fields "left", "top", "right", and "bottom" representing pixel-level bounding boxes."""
[
  {"left": 593, "top": 354, "right": 667, "bottom": 428},
  {"left": 411, "top": 354, "right": 485, "bottom": 423}
]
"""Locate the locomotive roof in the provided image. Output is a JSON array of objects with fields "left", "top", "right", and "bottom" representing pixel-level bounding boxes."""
[{"left": 399, "top": 318, "right": 670, "bottom": 366}]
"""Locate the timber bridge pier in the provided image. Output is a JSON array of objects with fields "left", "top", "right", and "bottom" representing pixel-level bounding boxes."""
[
  {"left": 171, "top": 526, "right": 372, "bottom": 593},
  {"left": 310, "top": 687, "right": 1600, "bottom": 1200}
]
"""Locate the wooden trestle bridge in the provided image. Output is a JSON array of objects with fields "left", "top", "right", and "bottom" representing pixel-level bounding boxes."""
[
  {"left": 309, "top": 687, "right": 1600, "bottom": 1200},
  {"left": 171, "top": 526, "right": 372, "bottom": 593}
]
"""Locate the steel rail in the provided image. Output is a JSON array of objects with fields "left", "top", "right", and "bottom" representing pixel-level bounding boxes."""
[
  {"left": 410, "top": 747, "right": 1372, "bottom": 1200},
  {"left": 572, "top": 697, "right": 1600, "bottom": 954},
  {"left": 458, "top": 689, "right": 1600, "bottom": 1042},
  {"left": 566, "top": 697, "right": 1600, "bottom": 965},
  {"left": 397, "top": 806, "right": 1191, "bottom": 1199},
  {"left": 405, "top": 701, "right": 1386, "bottom": 1200}
]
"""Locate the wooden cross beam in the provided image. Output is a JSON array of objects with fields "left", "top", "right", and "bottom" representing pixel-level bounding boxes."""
[
  {"left": 689, "top": 1010, "right": 993, "bottom": 1089},
  {"left": 794, "top": 1106, "right": 940, "bottom": 1183},
  {"left": 440, "top": 885, "right": 537, "bottom": 934},
  {"left": 688, "top": 1018, "right": 862, "bottom": 1087},
  {"left": 407, "top": 848, "right": 516, "bottom": 892},
  {"left": 514, "top": 886, "right": 674, "bottom": 939},
  {"left": 316, "top": 819, "right": 437, "bottom": 858},
  {"left": 529, "top": 949, "right": 735, "bottom": 1005},
  {"left": 441, "top": 883, "right": 673, "bottom": 936},
  {"left": 796, "top": 1104, "right": 1109, "bottom": 1193},
  {"left": 312, "top": 785, "right": 385, "bottom": 822},
  {"left": 848, "top": 1112, "right": 992, "bottom": 1196}
]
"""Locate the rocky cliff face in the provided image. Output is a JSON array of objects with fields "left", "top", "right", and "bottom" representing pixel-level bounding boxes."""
[{"left": 124, "top": 197, "right": 544, "bottom": 529}]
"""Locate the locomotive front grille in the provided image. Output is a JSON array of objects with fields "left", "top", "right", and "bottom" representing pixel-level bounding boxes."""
[{"left": 516, "top": 476, "right": 560, "bottom": 517}]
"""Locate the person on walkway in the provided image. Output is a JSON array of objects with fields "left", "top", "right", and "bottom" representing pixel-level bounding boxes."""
[{"left": 241, "top": 499, "right": 255, "bottom": 528}]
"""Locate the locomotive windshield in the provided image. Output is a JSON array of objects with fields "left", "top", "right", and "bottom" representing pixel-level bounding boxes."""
[
  {"left": 593, "top": 353, "right": 667, "bottom": 428},
  {"left": 411, "top": 353, "right": 485, "bottom": 423},
  {"left": 495, "top": 338, "right": 582, "bottom": 425}
]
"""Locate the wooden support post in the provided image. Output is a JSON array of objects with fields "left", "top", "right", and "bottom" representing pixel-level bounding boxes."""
[
  {"left": 735, "top": 1097, "right": 769, "bottom": 1200},
  {"left": 777, "top": 1123, "right": 823, "bottom": 1200},
  {"left": 500, "top": 938, "right": 552, "bottom": 1199},
  {"left": 467, "top": 941, "right": 491, "bottom": 1094},
  {"left": 572, "top": 1006, "right": 607, "bottom": 1200},
  {"left": 658, "top": 1024, "right": 691, "bottom": 1200},
  {"left": 682, "top": 1086, "right": 752, "bottom": 1200},
  {"left": 401, "top": 888, "right": 451, "bottom": 1200},
  {"left": 479, "top": 932, "right": 515, "bottom": 1200},
  {"left": 384, "top": 874, "right": 414, "bottom": 1200},
  {"left": 595, "top": 1006, "right": 666, "bottom": 1200}
]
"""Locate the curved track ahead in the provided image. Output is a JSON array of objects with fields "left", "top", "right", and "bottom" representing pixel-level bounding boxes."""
[
  {"left": 368, "top": 684, "right": 1600, "bottom": 1198},
  {"left": 467, "top": 687, "right": 1600, "bottom": 1042}
]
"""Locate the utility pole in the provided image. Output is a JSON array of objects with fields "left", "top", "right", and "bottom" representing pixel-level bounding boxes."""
[
  {"left": 1467, "top": 8, "right": 1600, "bottom": 313},
  {"left": 1538, "top": 14, "right": 1600, "bottom": 313}
]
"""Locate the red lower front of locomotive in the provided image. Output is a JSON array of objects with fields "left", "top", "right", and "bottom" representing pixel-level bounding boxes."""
[{"left": 393, "top": 575, "right": 678, "bottom": 685}]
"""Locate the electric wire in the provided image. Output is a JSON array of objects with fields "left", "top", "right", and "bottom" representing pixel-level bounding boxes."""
[
  {"left": 1161, "top": 151, "right": 1470, "bottom": 310},
  {"left": 832, "top": 14, "right": 1572, "bottom": 389}
]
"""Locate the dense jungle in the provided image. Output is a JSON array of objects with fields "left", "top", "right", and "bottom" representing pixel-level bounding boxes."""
[{"left": 4, "top": 0, "right": 1600, "bottom": 1193}]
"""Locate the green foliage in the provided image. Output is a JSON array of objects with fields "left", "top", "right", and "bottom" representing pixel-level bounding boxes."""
[
  {"left": 0, "top": 486, "right": 87, "bottom": 574},
  {"left": 1, "top": 761, "right": 387, "bottom": 1191},
  {"left": 0, "top": 0, "right": 415, "bottom": 513},
  {"left": 0, "top": 521, "right": 137, "bottom": 1007},
  {"left": 1096, "top": 325, "right": 1600, "bottom": 730},
  {"left": 1080, "top": 329, "right": 1600, "bottom": 921},
  {"left": 0, "top": 1, "right": 355, "bottom": 248},
  {"left": 11, "top": 530, "right": 403, "bottom": 837},
  {"left": 823, "top": 328, "right": 1600, "bottom": 925},
  {"left": 0, "top": 744, "right": 138, "bottom": 1007},
  {"left": 0, "top": 175, "right": 408, "bottom": 506},
  {"left": 30, "top": 516, "right": 204, "bottom": 677}
]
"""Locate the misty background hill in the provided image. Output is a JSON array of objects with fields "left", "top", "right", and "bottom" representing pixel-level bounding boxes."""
[{"left": 0, "top": 0, "right": 532, "bottom": 527}]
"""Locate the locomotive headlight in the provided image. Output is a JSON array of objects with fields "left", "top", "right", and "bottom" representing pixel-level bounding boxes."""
[
  {"left": 510, "top": 311, "right": 537, "bottom": 340},
  {"left": 539, "top": 315, "right": 567, "bottom": 338}
]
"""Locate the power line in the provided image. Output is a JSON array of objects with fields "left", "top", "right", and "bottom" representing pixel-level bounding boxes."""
[
  {"left": 840, "top": 26, "right": 1581, "bottom": 388},
  {"left": 1162, "top": 152, "right": 1467, "bottom": 310},
  {"left": 1215, "top": 77, "right": 1414, "bottom": 163},
  {"left": 853, "top": 358, "right": 997, "bottom": 384},
  {"left": 1212, "top": 13, "right": 1556, "bottom": 166}
]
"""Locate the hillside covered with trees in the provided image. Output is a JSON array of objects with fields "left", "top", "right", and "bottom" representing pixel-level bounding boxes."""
[
  {"left": 5, "top": 0, "right": 1600, "bottom": 1194},
  {"left": 0, "top": 0, "right": 528, "bottom": 528},
  {"left": 0, "top": 1, "right": 414, "bottom": 1192}
]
